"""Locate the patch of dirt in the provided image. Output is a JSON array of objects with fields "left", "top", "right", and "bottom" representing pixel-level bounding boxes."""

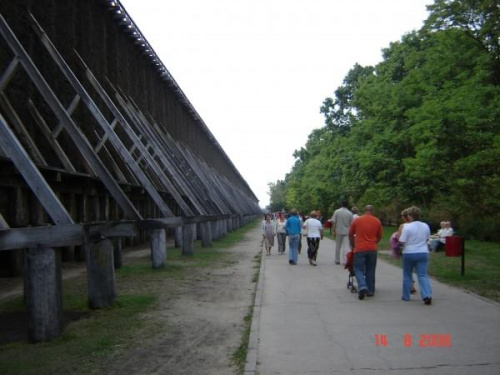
[{"left": 99, "top": 228, "right": 261, "bottom": 375}]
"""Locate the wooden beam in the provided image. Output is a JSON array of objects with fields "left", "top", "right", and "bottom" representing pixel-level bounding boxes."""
[
  {"left": 85, "top": 221, "right": 136, "bottom": 241},
  {"left": 0, "top": 221, "right": 135, "bottom": 251},
  {"left": 0, "top": 224, "right": 81, "bottom": 250},
  {"left": 137, "top": 217, "right": 183, "bottom": 229}
]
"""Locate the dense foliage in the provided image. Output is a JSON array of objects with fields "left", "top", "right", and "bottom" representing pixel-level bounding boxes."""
[{"left": 268, "top": 0, "right": 500, "bottom": 240}]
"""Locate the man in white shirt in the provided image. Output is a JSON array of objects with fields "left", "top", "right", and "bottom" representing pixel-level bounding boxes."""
[
  {"left": 303, "top": 211, "right": 324, "bottom": 266},
  {"left": 331, "top": 200, "right": 353, "bottom": 265}
]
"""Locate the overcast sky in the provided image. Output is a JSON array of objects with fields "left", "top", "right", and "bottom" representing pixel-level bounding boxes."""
[{"left": 120, "top": 0, "right": 432, "bottom": 207}]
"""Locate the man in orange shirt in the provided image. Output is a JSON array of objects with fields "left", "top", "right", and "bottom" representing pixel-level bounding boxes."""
[{"left": 348, "top": 205, "right": 383, "bottom": 300}]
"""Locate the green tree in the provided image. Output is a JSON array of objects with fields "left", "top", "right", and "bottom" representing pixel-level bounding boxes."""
[
  {"left": 267, "top": 180, "right": 287, "bottom": 212},
  {"left": 269, "top": 0, "right": 500, "bottom": 239}
]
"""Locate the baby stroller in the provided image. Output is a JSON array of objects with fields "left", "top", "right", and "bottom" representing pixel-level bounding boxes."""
[{"left": 345, "top": 250, "right": 357, "bottom": 293}]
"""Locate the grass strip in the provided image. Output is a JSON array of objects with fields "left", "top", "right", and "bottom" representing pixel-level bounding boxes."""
[{"left": 232, "top": 252, "right": 262, "bottom": 373}]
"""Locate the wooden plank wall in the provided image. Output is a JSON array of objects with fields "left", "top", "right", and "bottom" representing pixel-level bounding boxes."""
[{"left": 0, "top": 0, "right": 257, "bottom": 197}]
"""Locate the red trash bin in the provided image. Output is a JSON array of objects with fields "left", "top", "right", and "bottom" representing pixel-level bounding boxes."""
[{"left": 445, "top": 236, "right": 462, "bottom": 257}]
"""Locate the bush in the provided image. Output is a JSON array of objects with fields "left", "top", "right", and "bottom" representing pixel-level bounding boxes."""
[{"left": 455, "top": 215, "right": 500, "bottom": 242}]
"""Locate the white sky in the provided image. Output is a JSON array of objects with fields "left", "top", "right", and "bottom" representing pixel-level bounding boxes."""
[{"left": 119, "top": 0, "right": 432, "bottom": 207}]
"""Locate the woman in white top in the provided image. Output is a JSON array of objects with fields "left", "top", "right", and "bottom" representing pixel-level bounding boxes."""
[
  {"left": 302, "top": 211, "right": 324, "bottom": 266},
  {"left": 275, "top": 213, "right": 287, "bottom": 255},
  {"left": 399, "top": 206, "right": 432, "bottom": 305}
]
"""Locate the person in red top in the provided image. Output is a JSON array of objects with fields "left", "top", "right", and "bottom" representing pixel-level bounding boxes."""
[{"left": 348, "top": 205, "right": 383, "bottom": 300}]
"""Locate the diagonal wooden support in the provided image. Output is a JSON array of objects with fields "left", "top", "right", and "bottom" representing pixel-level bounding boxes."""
[
  {"left": 181, "top": 145, "right": 236, "bottom": 213},
  {"left": 160, "top": 129, "right": 230, "bottom": 213},
  {"left": 0, "top": 13, "right": 141, "bottom": 220},
  {"left": 120, "top": 98, "right": 212, "bottom": 215},
  {"left": 0, "top": 114, "right": 73, "bottom": 224},
  {"left": 70, "top": 56, "right": 196, "bottom": 216},
  {"left": 92, "top": 130, "right": 131, "bottom": 184},
  {"left": 128, "top": 105, "right": 226, "bottom": 216},
  {"left": 0, "top": 56, "right": 20, "bottom": 92},
  {"left": 28, "top": 15, "right": 175, "bottom": 218},
  {"left": 104, "top": 86, "right": 211, "bottom": 216},
  {"left": 28, "top": 100, "right": 77, "bottom": 173},
  {"left": 94, "top": 118, "right": 118, "bottom": 153},
  {"left": 0, "top": 93, "right": 47, "bottom": 166},
  {"left": 52, "top": 95, "right": 80, "bottom": 138}
]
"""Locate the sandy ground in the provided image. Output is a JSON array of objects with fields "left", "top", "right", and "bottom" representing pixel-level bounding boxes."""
[{"left": 98, "top": 225, "right": 261, "bottom": 375}]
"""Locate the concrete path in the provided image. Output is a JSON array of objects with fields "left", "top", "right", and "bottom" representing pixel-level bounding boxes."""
[{"left": 248, "top": 235, "right": 500, "bottom": 375}]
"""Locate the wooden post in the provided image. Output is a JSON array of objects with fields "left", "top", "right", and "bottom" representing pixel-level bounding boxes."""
[
  {"left": 200, "top": 221, "right": 212, "bottom": 247},
  {"left": 112, "top": 237, "right": 122, "bottom": 269},
  {"left": 74, "top": 194, "right": 88, "bottom": 261},
  {"left": 182, "top": 223, "right": 195, "bottom": 255},
  {"left": 24, "top": 247, "right": 63, "bottom": 342},
  {"left": 175, "top": 226, "right": 183, "bottom": 248},
  {"left": 196, "top": 222, "right": 202, "bottom": 240},
  {"left": 8, "top": 187, "right": 29, "bottom": 276},
  {"left": 85, "top": 236, "right": 116, "bottom": 309},
  {"left": 192, "top": 222, "right": 198, "bottom": 241},
  {"left": 210, "top": 220, "right": 217, "bottom": 240},
  {"left": 150, "top": 228, "right": 166, "bottom": 268},
  {"left": 221, "top": 219, "right": 227, "bottom": 237},
  {"left": 212, "top": 220, "right": 220, "bottom": 240},
  {"left": 61, "top": 193, "right": 76, "bottom": 262}
]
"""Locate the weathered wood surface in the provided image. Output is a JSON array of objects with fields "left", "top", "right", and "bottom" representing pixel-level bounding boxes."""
[
  {"left": 200, "top": 221, "right": 213, "bottom": 248},
  {"left": 175, "top": 226, "right": 183, "bottom": 248},
  {"left": 85, "top": 237, "right": 116, "bottom": 309},
  {"left": 150, "top": 228, "right": 166, "bottom": 268},
  {"left": 137, "top": 217, "right": 183, "bottom": 229},
  {"left": 0, "top": 224, "right": 81, "bottom": 250},
  {"left": 24, "top": 247, "right": 63, "bottom": 342},
  {"left": 182, "top": 224, "right": 195, "bottom": 256},
  {"left": 0, "top": 221, "right": 135, "bottom": 251},
  {"left": 112, "top": 238, "right": 122, "bottom": 269},
  {"left": 85, "top": 221, "right": 136, "bottom": 240}
]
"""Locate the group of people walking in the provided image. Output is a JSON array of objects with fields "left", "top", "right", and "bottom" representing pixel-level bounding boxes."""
[
  {"left": 261, "top": 210, "right": 323, "bottom": 265},
  {"left": 262, "top": 203, "right": 434, "bottom": 305}
]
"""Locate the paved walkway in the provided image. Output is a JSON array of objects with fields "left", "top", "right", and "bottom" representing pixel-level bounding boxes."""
[{"left": 247, "top": 235, "right": 500, "bottom": 375}]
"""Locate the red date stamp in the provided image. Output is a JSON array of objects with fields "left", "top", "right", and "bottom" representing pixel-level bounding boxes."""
[{"left": 375, "top": 333, "right": 451, "bottom": 347}]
